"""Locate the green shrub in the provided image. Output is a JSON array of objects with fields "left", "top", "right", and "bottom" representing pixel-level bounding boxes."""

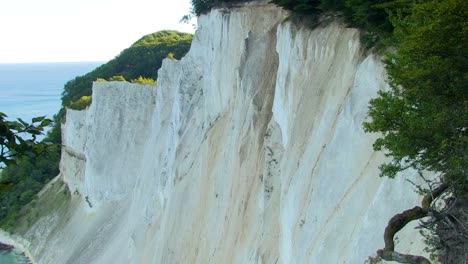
[
  {"left": 190, "top": 0, "right": 251, "bottom": 16},
  {"left": 108, "top": 75, "right": 126, "bottom": 82},
  {"left": 191, "top": 0, "right": 214, "bottom": 15},
  {"left": 131, "top": 76, "right": 156, "bottom": 85},
  {"left": 68, "top": 96, "right": 92, "bottom": 110},
  {"left": 95, "top": 78, "right": 106, "bottom": 82}
]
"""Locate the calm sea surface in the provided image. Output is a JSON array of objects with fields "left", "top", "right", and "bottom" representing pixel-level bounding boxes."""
[
  {"left": 0, "top": 62, "right": 103, "bottom": 122},
  {"left": 0, "top": 248, "right": 30, "bottom": 264},
  {"left": 0, "top": 61, "right": 102, "bottom": 264}
]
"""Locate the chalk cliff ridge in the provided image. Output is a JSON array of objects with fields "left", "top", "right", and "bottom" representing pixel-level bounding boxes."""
[{"left": 22, "top": 2, "right": 430, "bottom": 263}]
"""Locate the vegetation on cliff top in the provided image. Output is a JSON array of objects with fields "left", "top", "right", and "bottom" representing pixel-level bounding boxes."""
[
  {"left": 62, "top": 30, "right": 192, "bottom": 108},
  {"left": 0, "top": 30, "right": 192, "bottom": 230},
  {"left": 190, "top": 0, "right": 392, "bottom": 41}
]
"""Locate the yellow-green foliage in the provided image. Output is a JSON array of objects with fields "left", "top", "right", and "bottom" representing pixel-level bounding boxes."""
[
  {"left": 68, "top": 96, "right": 92, "bottom": 110},
  {"left": 95, "top": 78, "right": 106, "bottom": 82},
  {"left": 131, "top": 76, "right": 156, "bottom": 85},
  {"left": 62, "top": 30, "right": 192, "bottom": 107},
  {"left": 109, "top": 75, "right": 126, "bottom": 82},
  {"left": 167, "top": 52, "right": 175, "bottom": 60}
]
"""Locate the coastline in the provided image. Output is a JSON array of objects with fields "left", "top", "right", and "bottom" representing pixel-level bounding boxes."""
[{"left": 0, "top": 230, "right": 35, "bottom": 264}]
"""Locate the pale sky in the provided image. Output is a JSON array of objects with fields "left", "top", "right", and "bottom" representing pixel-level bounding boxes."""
[{"left": 0, "top": 0, "right": 196, "bottom": 63}]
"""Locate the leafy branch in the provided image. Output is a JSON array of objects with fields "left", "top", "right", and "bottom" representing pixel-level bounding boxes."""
[{"left": 0, "top": 112, "right": 53, "bottom": 169}]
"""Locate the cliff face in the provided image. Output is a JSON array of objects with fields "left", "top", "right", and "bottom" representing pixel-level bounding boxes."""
[{"left": 22, "top": 2, "right": 430, "bottom": 263}]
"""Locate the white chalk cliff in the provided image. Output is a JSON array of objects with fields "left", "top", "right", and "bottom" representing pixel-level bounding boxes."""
[{"left": 21, "top": 2, "right": 432, "bottom": 263}]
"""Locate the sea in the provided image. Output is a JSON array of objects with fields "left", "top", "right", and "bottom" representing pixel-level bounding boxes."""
[
  {"left": 0, "top": 248, "right": 30, "bottom": 264},
  {"left": 0, "top": 62, "right": 103, "bottom": 123},
  {"left": 0, "top": 61, "right": 103, "bottom": 264}
]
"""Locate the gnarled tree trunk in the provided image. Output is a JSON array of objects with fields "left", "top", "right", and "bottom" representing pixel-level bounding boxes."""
[{"left": 377, "top": 183, "right": 449, "bottom": 264}]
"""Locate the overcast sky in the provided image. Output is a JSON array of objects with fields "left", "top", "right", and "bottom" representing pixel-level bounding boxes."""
[{"left": 0, "top": 0, "right": 196, "bottom": 63}]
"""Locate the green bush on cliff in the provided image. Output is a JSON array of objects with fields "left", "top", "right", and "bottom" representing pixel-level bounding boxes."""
[
  {"left": 108, "top": 75, "right": 126, "bottom": 82},
  {"left": 190, "top": 0, "right": 251, "bottom": 15},
  {"left": 131, "top": 76, "right": 156, "bottom": 85},
  {"left": 364, "top": 0, "right": 467, "bottom": 192},
  {"left": 68, "top": 96, "right": 92, "bottom": 110}
]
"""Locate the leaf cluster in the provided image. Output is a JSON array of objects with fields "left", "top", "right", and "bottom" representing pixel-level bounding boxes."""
[
  {"left": 0, "top": 113, "right": 53, "bottom": 168},
  {"left": 68, "top": 96, "right": 92, "bottom": 110},
  {"left": 364, "top": 0, "right": 467, "bottom": 192},
  {"left": 0, "top": 143, "right": 60, "bottom": 230},
  {"left": 130, "top": 76, "right": 156, "bottom": 85},
  {"left": 108, "top": 75, "right": 126, "bottom": 82},
  {"left": 190, "top": 0, "right": 393, "bottom": 46},
  {"left": 270, "top": 0, "right": 394, "bottom": 44},
  {"left": 190, "top": 0, "right": 252, "bottom": 16}
]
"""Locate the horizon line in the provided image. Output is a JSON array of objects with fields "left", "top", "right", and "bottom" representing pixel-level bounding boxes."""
[{"left": 0, "top": 60, "right": 107, "bottom": 64}]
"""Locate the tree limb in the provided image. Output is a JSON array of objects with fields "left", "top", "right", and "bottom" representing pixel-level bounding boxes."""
[{"left": 377, "top": 183, "right": 449, "bottom": 264}]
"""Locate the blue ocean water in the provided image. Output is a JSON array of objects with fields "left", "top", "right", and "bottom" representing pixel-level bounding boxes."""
[
  {"left": 0, "top": 61, "right": 102, "bottom": 264},
  {"left": 0, "top": 248, "right": 30, "bottom": 264},
  {"left": 0, "top": 62, "right": 102, "bottom": 123}
]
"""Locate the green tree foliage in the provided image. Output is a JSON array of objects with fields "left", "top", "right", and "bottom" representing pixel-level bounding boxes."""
[
  {"left": 108, "top": 75, "right": 126, "bottom": 82},
  {"left": 131, "top": 76, "right": 156, "bottom": 85},
  {"left": 272, "top": 0, "right": 322, "bottom": 14},
  {"left": 0, "top": 143, "right": 60, "bottom": 229},
  {"left": 343, "top": 0, "right": 392, "bottom": 31},
  {"left": 192, "top": 0, "right": 214, "bottom": 15},
  {"left": 61, "top": 30, "right": 192, "bottom": 108},
  {"left": 0, "top": 112, "right": 59, "bottom": 229},
  {"left": 68, "top": 96, "right": 92, "bottom": 110},
  {"left": 190, "top": 0, "right": 252, "bottom": 16},
  {"left": 364, "top": 0, "right": 467, "bottom": 192},
  {"left": 0, "top": 113, "right": 52, "bottom": 168},
  {"left": 270, "top": 0, "right": 393, "bottom": 34},
  {"left": 190, "top": 0, "right": 393, "bottom": 45}
]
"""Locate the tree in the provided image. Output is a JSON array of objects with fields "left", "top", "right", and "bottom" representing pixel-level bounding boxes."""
[
  {"left": 363, "top": 0, "right": 467, "bottom": 262},
  {"left": 364, "top": 0, "right": 467, "bottom": 193}
]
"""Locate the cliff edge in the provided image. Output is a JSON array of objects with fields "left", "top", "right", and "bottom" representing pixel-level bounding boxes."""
[{"left": 19, "top": 2, "right": 431, "bottom": 263}]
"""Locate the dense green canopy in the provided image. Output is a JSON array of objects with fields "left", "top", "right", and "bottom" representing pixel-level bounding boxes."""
[{"left": 364, "top": 0, "right": 467, "bottom": 192}]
